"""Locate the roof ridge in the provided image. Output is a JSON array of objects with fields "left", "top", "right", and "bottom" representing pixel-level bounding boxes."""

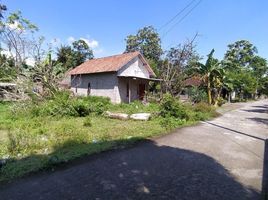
[{"left": 87, "top": 51, "right": 140, "bottom": 61}]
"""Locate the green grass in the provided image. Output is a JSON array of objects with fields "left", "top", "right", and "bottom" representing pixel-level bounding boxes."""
[{"left": 0, "top": 98, "right": 217, "bottom": 183}]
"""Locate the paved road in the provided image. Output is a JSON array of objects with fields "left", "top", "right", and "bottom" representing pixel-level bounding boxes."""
[{"left": 0, "top": 100, "right": 267, "bottom": 200}]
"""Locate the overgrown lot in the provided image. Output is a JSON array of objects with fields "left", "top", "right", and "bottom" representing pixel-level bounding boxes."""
[{"left": 0, "top": 92, "right": 218, "bottom": 182}]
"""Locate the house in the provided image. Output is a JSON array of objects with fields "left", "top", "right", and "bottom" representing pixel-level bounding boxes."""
[{"left": 68, "top": 51, "right": 158, "bottom": 103}]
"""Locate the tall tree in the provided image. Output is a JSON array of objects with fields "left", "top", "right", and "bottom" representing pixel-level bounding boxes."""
[
  {"left": 159, "top": 35, "right": 200, "bottom": 96},
  {"left": 56, "top": 39, "right": 93, "bottom": 71},
  {"left": 224, "top": 40, "right": 267, "bottom": 99},
  {"left": 0, "top": 11, "right": 38, "bottom": 69},
  {"left": 224, "top": 40, "right": 257, "bottom": 70},
  {"left": 125, "top": 26, "right": 162, "bottom": 63}
]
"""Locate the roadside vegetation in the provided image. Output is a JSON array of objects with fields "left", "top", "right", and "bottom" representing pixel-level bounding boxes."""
[
  {"left": 0, "top": 92, "right": 217, "bottom": 182},
  {"left": 0, "top": 3, "right": 267, "bottom": 183}
]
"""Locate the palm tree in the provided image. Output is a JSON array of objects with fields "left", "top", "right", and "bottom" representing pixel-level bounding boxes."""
[{"left": 196, "top": 49, "right": 222, "bottom": 105}]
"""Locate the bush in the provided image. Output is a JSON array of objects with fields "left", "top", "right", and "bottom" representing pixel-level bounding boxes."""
[
  {"left": 160, "top": 94, "right": 189, "bottom": 120},
  {"left": 72, "top": 99, "right": 90, "bottom": 117},
  {"left": 188, "top": 87, "right": 208, "bottom": 103},
  {"left": 193, "top": 102, "right": 215, "bottom": 113},
  {"left": 12, "top": 91, "right": 112, "bottom": 118},
  {"left": 83, "top": 116, "right": 92, "bottom": 127},
  {"left": 160, "top": 116, "right": 186, "bottom": 130}
]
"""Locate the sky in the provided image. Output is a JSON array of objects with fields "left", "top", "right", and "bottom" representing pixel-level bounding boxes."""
[{"left": 2, "top": 0, "right": 268, "bottom": 61}]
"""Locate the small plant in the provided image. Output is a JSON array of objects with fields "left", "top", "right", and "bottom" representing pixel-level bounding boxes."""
[
  {"left": 83, "top": 116, "right": 92, "bottom": 127},
  {"left": 159, "top": 93, "right": 189, "bottom": 120}
]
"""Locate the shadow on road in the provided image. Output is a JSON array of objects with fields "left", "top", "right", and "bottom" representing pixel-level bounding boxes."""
[
  {"left": 242, "top": 104, "right": 268, "bottom": 114},
  {"left": 0, "top": 139, "right": 260, "bottom": 200},
  {"left": 248, "top": 117, "right": 268, "bottom": 126},
  {"left": 204, "top": 121, "right": 265, "bottom": 141}
]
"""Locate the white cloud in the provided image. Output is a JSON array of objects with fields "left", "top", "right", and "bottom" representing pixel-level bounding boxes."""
[
  {"left": 0, "top": 49, "right": 12, "bottom": 57},
  {"left": 25, "top": 57, "right": 35, "bottom": 66},
  {"left": 80, "top": 37, "right": 99, "bottom": 49},
  {"left": 65, "top": 35, "right": 105, "bottom": 57},
  {"left": 7, "top": 21, "right": 21, "bottom": 30},
  {"left": 67, "top": 36, "right": 75, "bottom": 44}
]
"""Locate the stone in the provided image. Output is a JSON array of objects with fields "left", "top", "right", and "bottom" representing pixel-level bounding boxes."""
[
  {"left": 130, "top": 113, "right": 151, "bottom": 121},
  {"left": 105, "top": 111, "right": 129, "bottom": 120}
]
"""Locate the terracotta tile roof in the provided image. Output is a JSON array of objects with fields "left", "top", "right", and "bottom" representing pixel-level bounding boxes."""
[
  {"left": 184, "top": 76, "right": 203, "bottom": 87},
  {"left": 68, "top": 51, "right": 155, "bottom": 77}
]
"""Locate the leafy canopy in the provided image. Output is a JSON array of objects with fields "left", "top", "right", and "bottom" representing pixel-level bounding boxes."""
[{"left": 125, "top": 26, "right": 162, "bottom": 62}]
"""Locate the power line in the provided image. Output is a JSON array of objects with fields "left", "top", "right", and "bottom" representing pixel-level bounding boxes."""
[
  {"left": 158, "top": 0, "right": 197, "bottom": 31},
  {"left": 161, "top": 0, "right": 203, "bottom": 39}
]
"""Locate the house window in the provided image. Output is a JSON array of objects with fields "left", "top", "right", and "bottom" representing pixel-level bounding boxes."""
[
  {"left": 126, "top": 83, "right": 129, "bottom": 97},
  {"left": 87, "top": 82, "right": 91, "bottom": 96}
]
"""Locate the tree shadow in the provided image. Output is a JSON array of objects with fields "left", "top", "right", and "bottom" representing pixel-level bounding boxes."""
[
  {"left": 204, "top": 121, "right": 265, "bottom": 141},
  {"left": 0, "top": 139, "right": 260, "bottom": 200},
  {"left": 242, "top": 109, "right": 268, "bottom": 114},
  {"left": 242, "top": 105, "right": 268, "bottom": 114},
  {"left": 248, "top": 117, "right": 268, "bottom": 126}
]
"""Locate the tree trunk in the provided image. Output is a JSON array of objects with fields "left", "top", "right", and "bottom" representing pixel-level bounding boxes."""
[{"left": 207, "top": 81, "right": 212, "bottom": 104}]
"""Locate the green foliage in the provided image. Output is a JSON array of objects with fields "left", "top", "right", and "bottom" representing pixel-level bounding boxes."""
[
  {"left": 193, "top": 102, "right": 216, "bottom": 113},
  {"left": 188, "top": 87, "right": 208, "bottom": 103},
  {"left": 0, "top": 93, "right": 219, "bottom": 181},
  {"left": 224, "top": 40, "right": 257, "bottom": 69},
  {"left": 83, "top": 116, "right": 92, "bottom": 127},
  {"left": 125, "top": 26, "right": 162, "bottom": 62},
  {"left": 0, "top": 53, "right": 16, "bottom": 82},
  {"left": 12, "top": 91, "right": 111, "bottom": 118},
  {"left": 159, "top": 94, "right": 188, "bottom": 119},
  {"left": 56, "top": 39, "right": 94, "bottom": 72}
]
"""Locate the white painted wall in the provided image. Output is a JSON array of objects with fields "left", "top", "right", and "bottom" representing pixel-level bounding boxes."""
[{"left": 117, "top": 57, "right": 150, "bottom": 79}]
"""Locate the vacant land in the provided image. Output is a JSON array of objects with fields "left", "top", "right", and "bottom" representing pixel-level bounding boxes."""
[{"left": 0, "top": 94, "right": 217, "bottom": 182}]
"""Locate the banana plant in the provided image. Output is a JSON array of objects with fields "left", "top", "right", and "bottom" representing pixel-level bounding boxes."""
[{"left": 196, "top": 49, "right": 222, "bottom": 105}]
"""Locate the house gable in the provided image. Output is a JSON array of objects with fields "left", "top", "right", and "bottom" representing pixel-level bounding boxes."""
[{"left": 117, "top": 56, "right": 150, "bottom": 79}]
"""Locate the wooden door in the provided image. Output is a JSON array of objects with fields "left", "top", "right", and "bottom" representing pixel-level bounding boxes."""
[{"left": 139, "top": 84, "right": 145, "bottom": 100}]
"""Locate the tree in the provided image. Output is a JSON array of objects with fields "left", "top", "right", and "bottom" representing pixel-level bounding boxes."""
[
  {"left": 250, "top": 56, "right": 268, "bottom": 97},
  {"left": 159, "top": 35, "right": 200, "bottom": 96},
  {"left": 125, "top": 26, "right": 162, "bottom": 63},
  {"left": 56, "top": 39, "right": 93, "bottom": 71},
  {"left": 0, "top": 3, "right": 7, "bottom": 19},
  {"left": 0, "top": 11, "right": 38, "bottom": 69},
  {"left": 224, "top": 40, "right": 267, "bottom": 99},
  {"left": 196, "top": 49, "right": 223, "bottom": 105},
  {"left": 224, "top": 40, "right": 257, "bottom": 70},
  {"left": 0, "top": 51, "right": 16, "bottom": 82}
]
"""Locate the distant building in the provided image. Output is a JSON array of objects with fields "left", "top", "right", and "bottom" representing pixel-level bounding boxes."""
[{"left": 68, "top": 51, "right": 158, "bottom": 103}]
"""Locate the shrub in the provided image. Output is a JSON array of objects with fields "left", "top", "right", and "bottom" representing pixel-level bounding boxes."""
[
  {"left": 160, "top": 116, "right": 186, "bottom": 130},
  {"left": 188, "top": 87, "right": 208, "bottom": 103},
  {"left": 83, "top": 116, "right": 92, "bottom": 127},
  {"left": 193, "top": 102, "right": 215, "bottom": 113},
  {"left": 159, "top": 94, "right": 189, "bottom": 120},
  {"left": 72, "top": 99, "right": 90, "bottom": 117}
]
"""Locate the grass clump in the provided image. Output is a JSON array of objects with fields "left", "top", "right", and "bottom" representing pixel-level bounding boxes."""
[{"left": 83, "top": 116, "right": 92, "bottom": 127}]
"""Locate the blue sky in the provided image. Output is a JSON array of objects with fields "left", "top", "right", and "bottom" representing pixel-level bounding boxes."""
[{"left": 2, "top": 0, "right": 268, "bottom": 60}]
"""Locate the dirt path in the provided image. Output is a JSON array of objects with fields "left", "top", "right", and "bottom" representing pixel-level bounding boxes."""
[{"left": 0, "top": 100, "right": 267, "bottom": 200}]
